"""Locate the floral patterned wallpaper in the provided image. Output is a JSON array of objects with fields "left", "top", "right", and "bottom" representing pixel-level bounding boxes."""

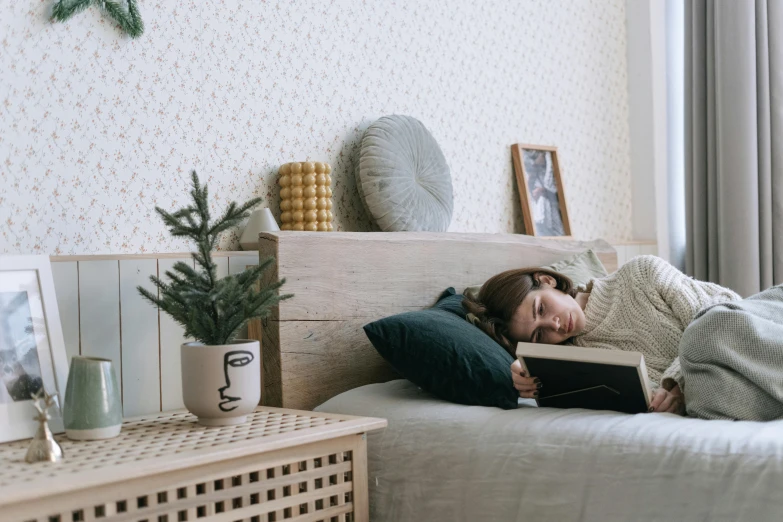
[{"left": 0, "top": 0, "right": 632, "bottom": 255}]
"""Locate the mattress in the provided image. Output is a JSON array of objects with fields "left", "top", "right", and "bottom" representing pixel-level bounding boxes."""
[{"left": 315, "top": 379, "right": 783, "bottom": 522}]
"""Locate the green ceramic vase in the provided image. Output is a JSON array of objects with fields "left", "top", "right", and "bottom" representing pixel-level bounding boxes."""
[{"left": 63, "top": 356, "right": 123, "bottom": 440}]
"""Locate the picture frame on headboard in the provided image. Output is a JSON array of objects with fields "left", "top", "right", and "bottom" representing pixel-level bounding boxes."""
[
  {"left": 0, "top": 255, "right": 69, "bottom": 442},
  {"left": 511, "top": 144, "right": 572, "bottom": 237}
]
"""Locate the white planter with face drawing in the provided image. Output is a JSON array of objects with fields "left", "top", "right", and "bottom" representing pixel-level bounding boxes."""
[{"left": 180, "top": 340, "right": 261, "bottom": 426}]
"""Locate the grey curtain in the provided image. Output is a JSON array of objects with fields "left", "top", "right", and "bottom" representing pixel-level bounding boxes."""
[{"left": 685, "top": 0, "right": 783, "bottom": 297}]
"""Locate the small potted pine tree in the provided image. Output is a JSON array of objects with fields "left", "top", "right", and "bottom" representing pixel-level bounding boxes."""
[{"left": 138, "top": 172, "right": 291, "bottom": 426}]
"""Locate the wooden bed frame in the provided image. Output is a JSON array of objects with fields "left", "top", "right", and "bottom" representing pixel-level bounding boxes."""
[{"left": 257, "top": 232, "right": 617, "bottom": 410}]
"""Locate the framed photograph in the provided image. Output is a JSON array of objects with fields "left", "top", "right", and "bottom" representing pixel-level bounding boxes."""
[
  {"left": 511, "top": 144, "right": 572, "bottom": 237},
  {"left": 0, "top": 256, "right": 69, "bottom": 442}
]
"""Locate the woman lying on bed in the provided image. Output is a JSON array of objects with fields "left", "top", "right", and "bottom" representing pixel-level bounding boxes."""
[{"left": 463, "top": 255, "right": 743, "bottom": 417}]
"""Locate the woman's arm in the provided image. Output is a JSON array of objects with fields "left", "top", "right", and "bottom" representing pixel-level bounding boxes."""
[
  {"left": 630, "top": 256, "right": 740, "bottom": 391},
  {"left": 639, "top": 255, "right": 741, "bottom": 329},
  {"left": 661, "top": 357, "right": 684, "bottom": 391}
]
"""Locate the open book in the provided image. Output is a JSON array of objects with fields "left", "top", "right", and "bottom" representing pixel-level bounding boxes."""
[{"left": 516, "top": 343, "right": 653, "bottom": 414}]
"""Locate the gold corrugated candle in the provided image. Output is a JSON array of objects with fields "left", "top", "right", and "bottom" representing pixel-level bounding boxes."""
[{"left": 279, "top": 162, "right": 333, "bottom": 231}]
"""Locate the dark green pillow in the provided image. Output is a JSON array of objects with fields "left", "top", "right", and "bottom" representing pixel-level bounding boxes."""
[{"left": 363, "top": 288, "right": 517, "bottom": 409}]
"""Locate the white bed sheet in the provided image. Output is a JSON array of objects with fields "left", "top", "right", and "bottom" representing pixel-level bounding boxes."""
[{"left": 315, "top": 379, "right": 783, "bottom": 522}]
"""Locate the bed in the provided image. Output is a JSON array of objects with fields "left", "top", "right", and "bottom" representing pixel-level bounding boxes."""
[
  {"left": 317, "top": 381, "right": 783, "bottom": 521},
  {"left": 258, "top": 232, "right": 783, "bottom": 521}
]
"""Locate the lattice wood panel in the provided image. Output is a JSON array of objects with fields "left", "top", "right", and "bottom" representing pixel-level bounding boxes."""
[
  {"left": 0, "top": 408, "right": 385, "bottom": 522},
  {"left": 26, "top": 448, "right": 354, "bottom": 522}
]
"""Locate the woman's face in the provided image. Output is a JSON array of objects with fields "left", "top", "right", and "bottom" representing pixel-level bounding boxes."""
[{"left": 506, "top": 275, "right": 586, "bottom": 345}]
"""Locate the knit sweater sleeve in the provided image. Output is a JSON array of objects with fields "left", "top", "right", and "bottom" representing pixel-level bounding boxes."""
[{"left": 631, "top": 256, "right": 741, "bottom": 391}]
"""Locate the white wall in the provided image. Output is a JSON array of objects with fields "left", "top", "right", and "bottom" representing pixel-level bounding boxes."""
[
  {"left": 625, "top": 0, "right": 686, "bottom": 264},
  {"left": 1, "top": 0, "right": 633, "bottom": 255},
  {"left": 625, "top": 0, "right": 668, "bottom": 250}
]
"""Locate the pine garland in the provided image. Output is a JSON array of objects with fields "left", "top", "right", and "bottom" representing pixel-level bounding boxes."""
[
  {"left": 138, "top": 171, "right": 292, "bottom": 346},
  {"left": 52, "top": 0, "right": 144, "bottom": 39}
]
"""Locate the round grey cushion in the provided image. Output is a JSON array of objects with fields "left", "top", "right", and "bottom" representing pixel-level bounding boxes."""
[{"left": 357, "top": 115, "right": 453, "bottom": 232}]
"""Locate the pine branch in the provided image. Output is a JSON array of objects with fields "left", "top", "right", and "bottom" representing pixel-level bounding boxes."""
[
  {"left": 138, "top": 171, "right": 292, "bottom": 346},
  {"left": 208, "top": 198, "right": 263, "bottom": 238},
  {"left": 137, "top": 285, "right": 161, "bottom": 308},
  {"left": 102, "top": 0, "right": 144, "bottom": 38},
  {"left": 169, "top": 262, "right": 208, "bottom": 288},
  {"left": 52, "top": 0, "right": 144, "bottom": 39},
  {"left": 52, "top": 0, "right": 93, "bottom": 21},
  {"left": 190, "top": 171, "right": 210, "bottom": 225}
]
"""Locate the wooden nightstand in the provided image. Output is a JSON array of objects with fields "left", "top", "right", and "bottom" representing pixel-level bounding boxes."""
[{"left": 0, "top": 407, "right": 386, "bottom": 522}]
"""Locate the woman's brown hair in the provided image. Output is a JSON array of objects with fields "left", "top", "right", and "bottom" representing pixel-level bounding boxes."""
[{"left": 462, "top": 268, "right": 576, "bottom": 356}]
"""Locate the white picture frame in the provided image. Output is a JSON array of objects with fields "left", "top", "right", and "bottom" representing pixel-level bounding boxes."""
[{"left": 0, "top": 255, "right": 69, "bottom": 442}]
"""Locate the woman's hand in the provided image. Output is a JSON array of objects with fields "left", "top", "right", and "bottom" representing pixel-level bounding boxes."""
[
  {"left": 511, "top": 359, "right": 541, "bottom": 399},
  {"left": 649, "top": 384, "right": 685, "bottom": 415}
]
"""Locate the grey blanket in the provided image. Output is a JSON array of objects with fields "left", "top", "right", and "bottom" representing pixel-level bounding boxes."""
[{"left": 680, "top": 284, "right": 783, "bottom": 420}]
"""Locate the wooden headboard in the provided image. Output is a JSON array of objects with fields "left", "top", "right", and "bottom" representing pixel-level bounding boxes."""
[{"left": 258, "top": 232, "right": 617, "bottom": 410}]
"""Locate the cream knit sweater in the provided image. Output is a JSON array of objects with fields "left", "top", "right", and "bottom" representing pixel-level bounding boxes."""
[{"left": 570, "top": 255, "right": 740, "bottom": 392}]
